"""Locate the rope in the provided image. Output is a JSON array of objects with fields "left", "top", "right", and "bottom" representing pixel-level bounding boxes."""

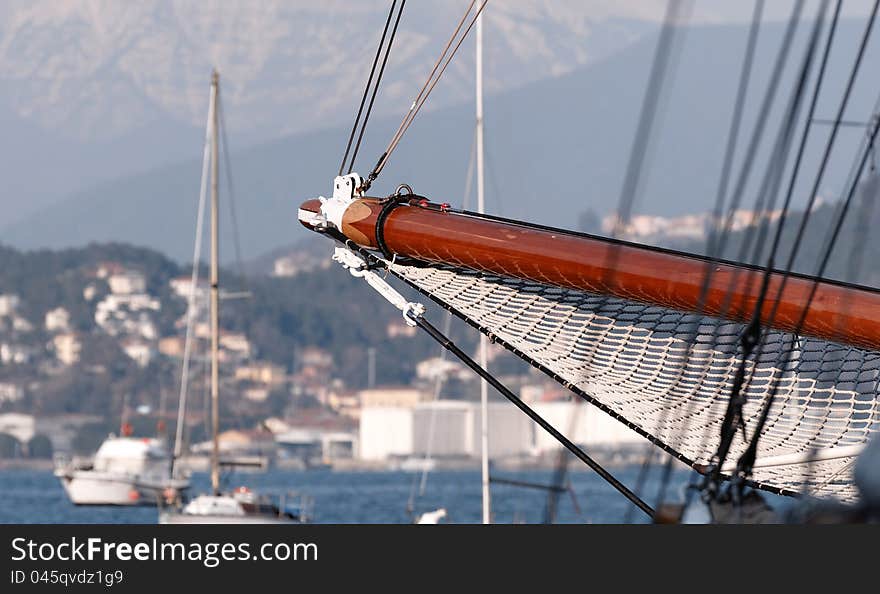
[
  {"left": 681, "top": 0, "right": 807, "bottom": 465},
  {"left": 318, "top": 226, "right": 655, "bottom": 516},
  {"left": 609, "top": 0, "right": 692, "bottom": 241},
  {"left": 347, "top": 0, "right": 406, "bottom": 175},
  {"left": 413, "top": 315, "right": 655, "bottom": 518},
  {"left": 216, "top": 88, "right": 248, "bottom": 288},
  {"left": 731, "top": 0, "right": 880, "bottom": 486},
  {"left": 339, "top": 0, "right": 399, "bottom": 177},
  {"left": 172, "top": 82, "right": 214, "bottom": 472},
  {"left": 708, "top": 3, "right": 826, "bottom": 492},
  {"left": 407, "top": 138, "right": 479, "bottom": 516},
  {"left": 709, "top": 1, "right": 805, "bottom": 266},
  {"left": 362, "top": 0, "right": 488, "bottom": 192},
  {"left": 737, "top": 100, "right": 880, "bottom": 482},
  {"left": 650, "top": 0, "right": 764, "bottom": 509}
]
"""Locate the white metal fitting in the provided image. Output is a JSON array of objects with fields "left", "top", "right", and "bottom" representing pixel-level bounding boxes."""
[
  {"left": 321, "top": 173, "right": 363, "bottom": 230},
  {"left": 298, "top": 173, "right": 364, "bottom": 231},
  {"left": 330, "top": 245, "right": 425, "bottom": 327}
]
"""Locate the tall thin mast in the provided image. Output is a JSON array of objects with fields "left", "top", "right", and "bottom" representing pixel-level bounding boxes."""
[
  {"left": 476, "top": 12, "right": 490, "bottom": 525},
  {"left": 171, "top": 73, "right": 215, "bottom": 477},
  {"left": 209, "top": 70, "right": 221, "bottom": 496}
]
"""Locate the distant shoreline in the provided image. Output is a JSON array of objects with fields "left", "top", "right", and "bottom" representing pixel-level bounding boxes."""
[{"left": 0, "top": 452, "right": 682, "bottom": 474}]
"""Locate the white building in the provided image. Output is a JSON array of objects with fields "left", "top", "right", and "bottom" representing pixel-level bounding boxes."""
[
  {"left": 271, "top": 253, "right": 330, "bottom": 278},
  {"left": 411, "top": 401, "right": 534, "bottom": 459},
  {"left": 0, "top": 294, "right": 20, "bottom": 317},
  {"left": 122, "top": 340, "right": 153, "bottom": 368},
  {"left": 107, "top": 271, "right": 146, "bottom": 295},
  {"left": 45, "top": 307, "right": 71, "bottom": 332},
  {"left": 0, "top": 413, "right": 35, "bottom": 444},
  {"left": 220, "top": 332, "right": 251, "bottom": 358},
  {"left": 530, "top": 402, "right": 643, "bottom": 453},
  {"left": 359, "top": 400, "right": 645, "bottom": 462},
  {"left": 11, "top": 316, "right": 33, "bottom": 333},
  {"left": 169, "top": 276, "right": 209, "bottom": 302},
  {"left": 0, "top": 382, "right": 24, "bottom": 404},
  {"left": 94, "top": 294, "right": 160, "bottom": 338},
  {"left": 358, "top": 386, "right": 428, "bottom": 408},
  {"left": 0, "top": 343, "right": 33, "bottom": 365},
  {"left": 359, "top": 407, "right": 414, "bottom": 461},
  {"left": 53, "top": 333, "right": 82, "bottom": 366},
  {"left": 274, "top": 428, "right": 357, "bottom": 461}
]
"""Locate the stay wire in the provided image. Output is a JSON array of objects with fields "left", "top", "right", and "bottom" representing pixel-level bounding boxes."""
[
  {"left": 216, "top": 88, "right": 248, "bottom": 289},
  {"left": 711, "top": 0, "right": 805, "bottom": 266},
  {"left": 609, "top": 0, "right": 692, "bottom": 242},
  {"left": 407, "top": 129, "right": 477, "bottom": 516},
  {"left": 737, "top": 95, "right": 880, "bottom": 482},
  {"left": 704, "top": 0, "right": 765, "bottom": 261},
  {"left": 347, "top": 0, "right": 406, "bottom": 175},
  {"left": 592, "top": 0, "right": 691, "bottom": 422},
  {"left": 647, "top": 0, "right": 763, "bottom": 508},
  {"left": 734, "top": 0, "right": 879, "bottom": 483},
  {"left": 707, "top": 3, "right": 826, "bottom": 490},
  {"left": 339, "top": 0, "right": 398, "bottom": 177},
  {"left": 319, "top": 225, "right": 653, "bottom": 518},
  {"left": 767, "top": 0, "right": 841, "bottom": 268},
  {"left": 674, "top": 0, "right": 807, "bottom": 465},
  {"left": 588, "top": 0, "right": 693, "bottom": 512},
  {"left": 365, "top": 0, "right": 488, "bottom": 191}
]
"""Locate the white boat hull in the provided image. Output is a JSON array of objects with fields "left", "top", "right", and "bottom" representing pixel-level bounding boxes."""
[
  {"left": 158, "top": 511, "right": 299, "bottom": 524},
  {"left": 158, "top": 492, "right": 309, "bottom": 524},
  {"left": 57, "top": 471, "right": 148, "bottom": 506}
]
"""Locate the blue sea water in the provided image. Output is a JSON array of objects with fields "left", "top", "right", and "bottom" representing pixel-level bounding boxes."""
[{"left": 0, "top": 466, "right": 700, "bottom": 524}]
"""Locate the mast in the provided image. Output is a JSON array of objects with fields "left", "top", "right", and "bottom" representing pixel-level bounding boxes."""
[
  {"left": 171, "top": 73, "right": 214, "bottom": 478},
  {"left": 209, "top": 69, "right": 221, "bottom": 496},
  {"left": 476, "top": 11, "right": 490, "bottom": 525}
]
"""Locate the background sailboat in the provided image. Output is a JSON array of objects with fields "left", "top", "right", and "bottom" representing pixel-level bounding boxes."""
[{"left": 160, "top": 71, "right": 312, "bottom": 524}]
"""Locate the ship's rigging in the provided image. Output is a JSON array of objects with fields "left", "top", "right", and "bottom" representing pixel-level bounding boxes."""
[{"left": 301, "top": 0, "right": 880, "bottom": 521}]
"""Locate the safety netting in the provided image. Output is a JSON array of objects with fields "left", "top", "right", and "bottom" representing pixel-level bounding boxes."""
[{"left": 388, "top": 261, "right": 880, "bottom": 502}]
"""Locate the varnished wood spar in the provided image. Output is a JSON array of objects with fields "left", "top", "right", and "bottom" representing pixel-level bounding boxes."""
[{"left": 299, "top": 198, "right": 880, "bottom": 351}]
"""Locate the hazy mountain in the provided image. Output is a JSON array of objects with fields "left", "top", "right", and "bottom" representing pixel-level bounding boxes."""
[
  {"left": 5, "top": 1, "right": 866, "bottom": 228},
  {"left": 0, "top": 1, "right": 670, "bottom": 226},
  {"left": 6, "top": 14, "right": 880, "bottom": 263}
]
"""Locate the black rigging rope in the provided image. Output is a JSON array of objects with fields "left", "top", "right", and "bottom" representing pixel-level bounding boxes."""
[
  {"left": 720, "top": 0, "right": 879, "bottom": 493},
  {"left": 363, "top": 0, "right": 488, "bottom": 192},
  {"left": 610, "top": 0, "right": 691, "bottom": 242},
  {"left": 673, "top": 0, "right": 807, "bottom": 468},
  {"left": 648, "top": 0, "right": 765, "bottom": 512},
  {"left": 707, "top": 2, "right": 827, "bottom": 493},
  {"left": 709, "top": 1, "right": 805, "bottom": 266},
  {"left": 347, "top": 0, "right": 406, "bottom": 175},
  {"left": 586, "top": 0, "right": 693, "bottom": 515},
  {"left": 339, "top": 0, "right": 400, "bottom": 177},
  {"left": 412, "top": 316, "right": 654, "bottom": 518},
  {"left": 317, "top": 226, "right": 654, "bottom": 518},
  {"left": 737, "top": 94, "right": 880, "bottom": 484},
  {"left": 765, "top": 0, "right": 842, "bottom": 271},
  {"left": 216, "top": 87, "right": 248, "bottom": 288},
  {"left": 704, "top": 0, "right": 765, "bottom": 261}
]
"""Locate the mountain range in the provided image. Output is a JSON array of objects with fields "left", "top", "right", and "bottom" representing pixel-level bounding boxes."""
[{"left": 3, "top": 4, "right": 880, "bottom": 263}]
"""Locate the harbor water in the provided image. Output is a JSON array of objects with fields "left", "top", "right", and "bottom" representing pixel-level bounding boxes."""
[{"left": 0, "top": 466, "right": 704, "bottom": 524}]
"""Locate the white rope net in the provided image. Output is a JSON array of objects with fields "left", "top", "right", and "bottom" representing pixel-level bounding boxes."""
[{"left": 390, "top": 262, "right": 880, "bottom": 502}]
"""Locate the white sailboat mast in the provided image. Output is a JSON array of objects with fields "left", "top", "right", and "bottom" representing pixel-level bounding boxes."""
[
  {"left": 172, "top": 73, "right": 215, "bottom": 474},
  {"left": 209, "top": 70, "right": 221, "bottom": 496},
  {"left": 476, "top": 12, "right": 491, "bottom": 525}
]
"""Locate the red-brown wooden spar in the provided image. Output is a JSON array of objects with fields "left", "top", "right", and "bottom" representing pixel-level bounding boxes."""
[{"left": 299, "top": 197, "right": 880, "bottom": 352}]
